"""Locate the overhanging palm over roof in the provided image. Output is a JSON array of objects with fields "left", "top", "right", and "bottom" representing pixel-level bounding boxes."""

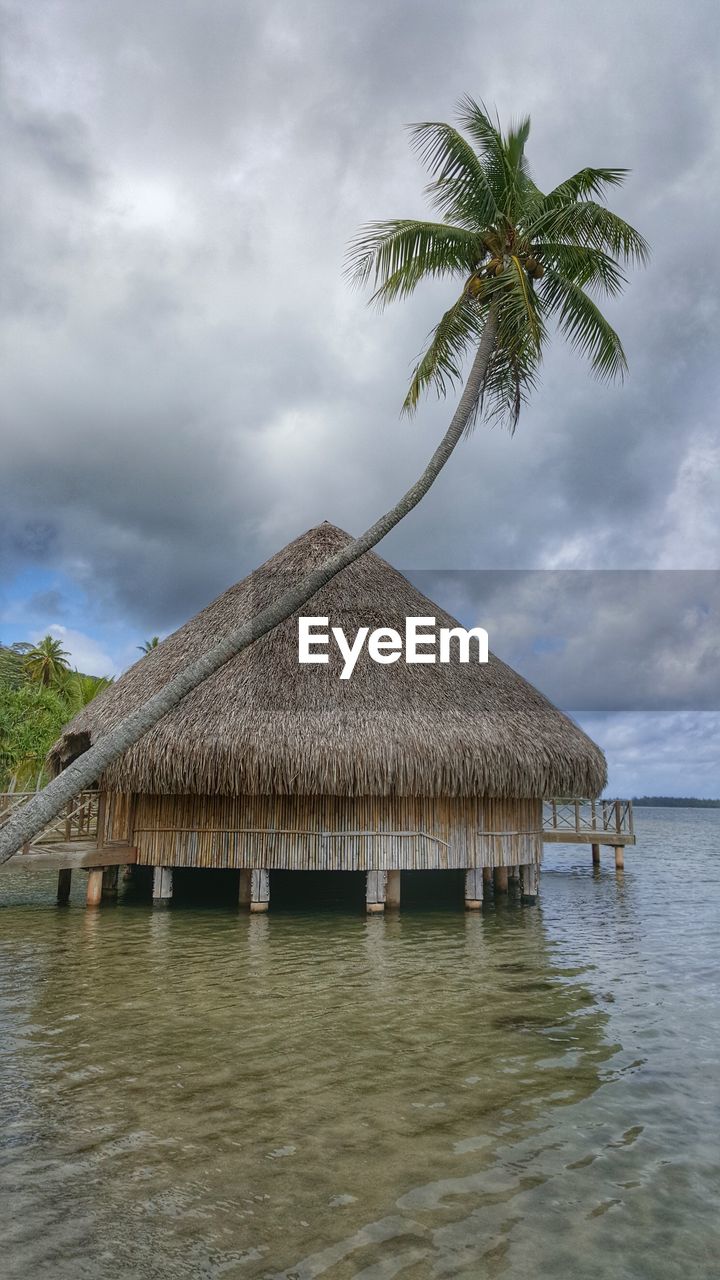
[{"left": 49, "top": 523, "right": 606, "bottom": 798}]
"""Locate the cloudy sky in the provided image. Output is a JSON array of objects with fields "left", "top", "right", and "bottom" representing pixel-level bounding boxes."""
[{"left": 1, "top": 0, "right": 718, "bottom": 795}]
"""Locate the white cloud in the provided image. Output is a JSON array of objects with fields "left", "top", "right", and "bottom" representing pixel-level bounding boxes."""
[{"left": 31, "top": 624, "right": 117, "bottom": 678}]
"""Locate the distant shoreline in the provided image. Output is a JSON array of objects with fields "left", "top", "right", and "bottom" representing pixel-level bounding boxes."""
[{"left": 631, "top": 797, "right": 720, "bottom": 808}]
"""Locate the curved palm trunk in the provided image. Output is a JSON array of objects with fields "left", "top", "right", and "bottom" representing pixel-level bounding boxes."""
[{"left": 0, "top": 310, "right": 498, "bottom": 861}]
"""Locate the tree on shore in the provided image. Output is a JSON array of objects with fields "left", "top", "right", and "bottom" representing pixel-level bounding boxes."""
[
  {"left": 0, "top": 98, "right": 648, "bottom": 859},
  {"left": 19, "top": 636, "right": 71, "bottom": 688},
  {"left": 0, "top": 640, "right": 112, "bottom": 789}
]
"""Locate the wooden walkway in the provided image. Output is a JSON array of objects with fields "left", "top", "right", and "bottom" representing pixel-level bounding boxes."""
[{"left": 542, "top": 798, "right": 635, "bottom": 848}]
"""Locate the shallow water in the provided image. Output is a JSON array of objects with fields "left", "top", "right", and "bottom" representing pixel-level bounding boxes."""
[{"left": 1, "top": 809, "right": 719, "bottom": 1279}]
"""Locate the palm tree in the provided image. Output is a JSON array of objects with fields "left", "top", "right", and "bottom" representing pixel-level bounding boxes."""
[
  {"left": 0, "top": 99, "right": 647, "bottom": 860},
  {"left": 61, "top": 672, "right": 114, "bottom": 717},
  {"left": 21, "top": 635, "right": 71, "bottom": 688},
  {"left": 138, "top": 637, "right": 160, "bottom": 654}
]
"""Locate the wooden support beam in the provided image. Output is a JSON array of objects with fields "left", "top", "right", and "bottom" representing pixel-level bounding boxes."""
[
  {"left": 482, "top": 866, "right": 494, "bottom": 892},
  {"left": 494, "top": 865, "right": 509, "bottom": 894},
  {"left": 250, "top": 868, "right": 269, "bottom": 913},
  {"left": 0, "top": 844, "right": 136, "bottom": 873},
  {"left": 464, "top": 867, "right": 483, "bottom": 910},
  {"left": 102, "top": 865, "right": 119, "bottom": 900},
  {"left": 152, "top": 866, "right": 173, "bottom": 905},
  {"left": 238, "top": 868, "right": 252, "bottom": 908},
  {"left": 615, "top": 846, "right": 625, "bottom": 871},
  {"left": 592, "top": 843, "right": 601, "bottom": 866},
  {"left": 86, "top": 868, "right": 103, "bottom": 908},
  {"left": 520, "top": 862, "right": 539, "bottom": 904},
  {"left": 57, "top": 868, "right": 72, "bottom": 905},
  {"left": 385, "top": 870, "right": 401, "bottom": 910},
  {"left": 366, "top": 869, "right": 386, "bottom": 914}
]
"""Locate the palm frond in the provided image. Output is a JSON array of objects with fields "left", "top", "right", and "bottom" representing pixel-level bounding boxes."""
[
  {"left": 529, "top": 200, "right": 649, "bottom": 265},
  {"left": 540, "top": 243, "right": 627, "bottom": 297},
  {"left": 505, "top": 116, "right": 531, "bottom": 175},
  {"left": 455, "top": 96, "right": 533, "bottom": 220},
  {"left": 345, "top": 220, "right": 480, "bottom": 307},
  {"left": 541, "top": 270, "right": 628, "bottom": 380},
  {"left": 545, "top": 167, "right": 628, "bottom": 204},
  {"left": 477, "top": 264, "right": 545, "bottom": 429},
  {"left": 402, "top": 292, "right": 486, "bottom": 414},
  {"left": 408, "top": 121, "right": 502, "bottom": 226}
]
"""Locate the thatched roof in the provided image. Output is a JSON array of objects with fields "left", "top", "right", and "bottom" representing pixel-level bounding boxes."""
[{"left": 49, "top": 523, "right": 606, "bottom": 798}]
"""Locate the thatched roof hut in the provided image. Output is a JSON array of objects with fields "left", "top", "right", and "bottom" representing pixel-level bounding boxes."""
[{"left": 49, "top": 523, "right": 605, "bottom": 898}]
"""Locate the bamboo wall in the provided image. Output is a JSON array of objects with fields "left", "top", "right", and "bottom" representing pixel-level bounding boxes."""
[{"left": 104, "top": 792, "right": 542, "bottom": 871}]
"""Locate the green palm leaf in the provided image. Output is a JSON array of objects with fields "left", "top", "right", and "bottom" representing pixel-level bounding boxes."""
[
  {"left": 346, "top": 97, "right": 646, "bottom": 429},
  {"left": 403, "top": 292, "right": 486, "bottom": 414},
  {"left": 541, "top": 270, "right": 628, "bottom": 380},
  {"left": 346, "top": 220, "right": 480, "bottom": 307}
]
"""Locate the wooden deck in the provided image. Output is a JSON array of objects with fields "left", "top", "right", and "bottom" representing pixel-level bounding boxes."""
[{"left": 542, "top": 799, "right": 635, "bottom": 848}]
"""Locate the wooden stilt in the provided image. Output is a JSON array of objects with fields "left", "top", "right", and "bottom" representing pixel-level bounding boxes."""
[
  {"left": 508, "top": 864, "right": 521, "bottom": 883},
  {"left": 102, "top": 865, "right": 119, "bottom": 900},
  {"left": 86, "top": 868, "right": 103, "bottom": 908},
  {"left": 482, "top": 866, "right": 494, "bottom": 892},
  {"left": 520, "top": 861, "right": 539, "bottom": 904},
  {"left": 238, "top": 868, "right": 252, "bottom": 907},
  {"left": 366, "top": 870, "right": 386, "bottom": 914},
  {"left": 494, "top": 865, "right": 509, "bottom": 894},
  {"left": 385, "top": 870, "right": 401, "bottom": 910},
  {"left": 464, "top": 867, "right": 483, "bottom": 910},
  {"left": 152, "top": 866, "right": 173, "bottom": 905},
  {"left": 57, "top": 868, "right": 72, "bottom": 905},
  {"left": 615, "top": 846, "right": 625, "bottom": 871},
  {"left": 250, "top": 868, "right": 269, "bottom": 912},
  {"left": 592, "top": 843, "right": 601, "bottom": 866}
]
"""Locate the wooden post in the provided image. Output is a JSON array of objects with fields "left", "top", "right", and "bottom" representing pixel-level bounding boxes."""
[
  {"left": 57, "top": 868, "right": 72, "bottom": 905},
  {"left": 385, "top": 870, "right": 401, "bottom": 910},
  {"left": 508, "top": 864, "right": 521, "bottom": 883},
  {"left": 615, "top": 846, "right": 625, "bottom": 871},
  {"left": 464, "top": 867, "right": 483, "bottom": 910},
  {"left": 366, "top": 869, "right": 386, "bottom": 914},
  {"left": 86, "top": 868, "right": 103, "bottom": 908},
  {"left": 494, "top": 865, "right": 509, "bottom": 894},
  {"left": 238, "top": 868, "right": 252, "bottom": 907},
  {"left": 152, "top": 866, "right": 173, "bottom": 905},
  {"left": 250, "top": 868, "right": 269, "bottom": 912},
  {"left": 592, "top": 843, "right": 601, "bottom": 867},
  {"left": 482, "top": 866, "right": 494, "bottom": 892},
  {"left": 102, "top": 865, "right": 119, "bottom": 900},
  {"left": 520, "top": 861, "right": 539, "bottom": 904}
]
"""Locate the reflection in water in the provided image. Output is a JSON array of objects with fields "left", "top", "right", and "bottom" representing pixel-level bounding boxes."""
[{"left": 1, "top": 809, "right": 720, "bottom": 1279}]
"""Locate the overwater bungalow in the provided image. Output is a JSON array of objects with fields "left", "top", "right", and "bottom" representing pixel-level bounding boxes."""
[{"left": 24, "top": 522, "right": 618, "bottom": 912}]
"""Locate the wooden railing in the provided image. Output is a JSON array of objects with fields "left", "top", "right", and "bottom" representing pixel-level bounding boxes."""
[
  {"left": 0, "top": 791, "right": 100, "bottom": 847},
  {"left": 0, "top": 791, "right": 635, "bottom": 853},
  {"left": 543, "top": 798, "right": 634, "bottom": 841}
]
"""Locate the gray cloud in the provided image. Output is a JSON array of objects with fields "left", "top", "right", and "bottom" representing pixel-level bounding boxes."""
[
  {"left": 0, "top": 0, "right": 718, "bottom": 715},
  {"left": 408, "top": 570, "right": 720, "bottom": 712}
]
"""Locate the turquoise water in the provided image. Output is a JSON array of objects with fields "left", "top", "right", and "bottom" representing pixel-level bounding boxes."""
[{"left": 0, "top": 809, "right": 718, "bottom": 1278}]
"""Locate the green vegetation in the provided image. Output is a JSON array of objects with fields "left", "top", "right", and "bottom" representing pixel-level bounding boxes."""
[
  {"left": 0, "top": 637, "right": 113, "bottom": 789},
  {"left": 633, "top": 796, "right": 720, "bottom": 808}
]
